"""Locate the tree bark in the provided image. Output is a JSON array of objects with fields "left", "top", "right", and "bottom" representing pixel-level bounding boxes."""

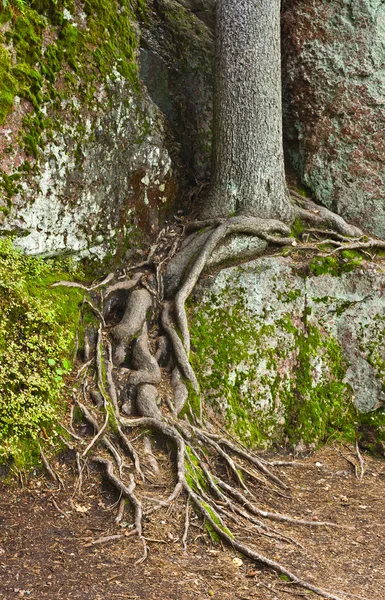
[{"left": 204, "top": 0, "right": 293, "bottom": 223}]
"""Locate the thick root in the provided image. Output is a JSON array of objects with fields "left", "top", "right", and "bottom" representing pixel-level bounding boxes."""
[
  {"left": 93, "top": 456, "right": 146, "bottom": 554},
  {"left": 187, "top": 484, "right": 349, "bottom": 600},
  {"left": 103, "top": 272, "right": 141, "bottom": 299},
  {"left": 136, "top": 384, "right": 162, "bottom": 419},
  {"left": 170, "top": 367, "right": 188, "bottom": 415},
  {"left": 58, "top": 211, "right": 371, "bottom": 600},
  {"left": 111, "top": 288, "right": 153, "bottom": 365},
  {"left": 161, "top": 302, "right": 199, "bottom": 394},
  {"left": 129, "top": 324, "right": 161, "bottom": 386},
  {"left": 165, "top": 216, "right": 289, "bottom": 298},
  {"left": 290, "top": 191, "right": 363, "bottom": 238}
]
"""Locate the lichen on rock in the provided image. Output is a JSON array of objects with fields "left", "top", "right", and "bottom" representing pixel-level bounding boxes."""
[
  {"left": 190, "top": 256, "right": 385, "bottom": 449},
  {"left": 0, "top": 0, "right": 181, "bottom": 262},
  {"left": 282, "top": 0, "right": 385, "bottom": 238}
]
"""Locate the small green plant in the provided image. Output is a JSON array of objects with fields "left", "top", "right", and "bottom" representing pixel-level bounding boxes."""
[
  {"left": 309, "top": 252, "right": 363, "bottom": 277},
  {"left": 0, "top": 238, "right": 83, "bottom": 467},
  {"left": 290, "top": 216, "right": 305, "bottom": 239}
]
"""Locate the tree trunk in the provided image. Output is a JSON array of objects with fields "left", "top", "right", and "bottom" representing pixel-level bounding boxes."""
[{"left": 204, "top": 0, "right": 293, "bottom": 223}]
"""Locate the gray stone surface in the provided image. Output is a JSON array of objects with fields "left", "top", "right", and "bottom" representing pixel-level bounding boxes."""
[
  {"left": 140, "top": 0, "right": 214, "bottom": 181},
  {"left": 6, "top": 79, "right": 177, "bottom": 259},
  {"left": 0, "top": 2, "right": 188, "bottom": 262},
  {"left": 191, "top": 256, "right": 385, "bottom": 447},
  {"left": 0, "top": 0, "right": 215, "bottom": 260},
  {"left": 175, "top": 0, "right": 215, "bottom": 27},
  {"left": 282, "top": 0, "right": 385, "bottom": 238}
]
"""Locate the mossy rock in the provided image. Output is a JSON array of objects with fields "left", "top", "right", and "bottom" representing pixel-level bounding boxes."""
[
  {"left": 189, "top": 255, "right": 385, "bottom": 450},
  {"left": 0, "top": 0, "right": 180, "bottom": 262},
  {"left": 0, "top": 238, "right": 84, "bottom": 467}
]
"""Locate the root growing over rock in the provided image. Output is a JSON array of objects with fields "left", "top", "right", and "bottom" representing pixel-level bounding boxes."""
[{"left": 54, "top": 201, "right": 376, "bottom": 600}]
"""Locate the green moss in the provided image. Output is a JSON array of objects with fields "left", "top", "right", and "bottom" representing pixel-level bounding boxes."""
[
  {"left": 180, "top": 380, "right": 201, "bottom": 420},
  {"left": 0, "top": 238, "right": 84, "bottom": 467},
  {"left": 189, "top": 292, "right": 284, "bottom": 448},
  {"left": 341, "top": 249, "right": 363, "bottom": 261},
  {"left": 0, "top": 0, "right": 144, "bottom": 198},
  {"left": 281, "top": 309, "right": 355, "bottom": 446},
  {"left": 357, "top": 409, "right": 385, "bottom": 456},
  {"left": 201, "top": 500, "right": 234, "bottom": 542},
  {"left": 290, "top": 216, "right": 305, "bottom": 239},
  {"left": 278, "top": 288, "right": 302, "bottom": 304},
  {"left": 189, "top": 286, "right": 356, "bottom": 450},
  {"left": 310, "top": 253, "right": 363, "bottom": 277},
  {"left": 310, "top": 256, "right": 340, "bottom": 276},
  {"left": 0, "top": 0, "right": 141, "bottom": 123},
  {"left": 0, "top": 44, "right": 18, "bottom": 123},
  {"left": 0, "top": 171, "right": 23, "bottom": 208},
  {"left": 137, "top": 0, "right": 148, "bottom": 22},
  {"left": 185, "top": 446, "right": 207, "bottom": 492},
  {"left": 295, "top": 185, "right": 310, "bottom": 198}
]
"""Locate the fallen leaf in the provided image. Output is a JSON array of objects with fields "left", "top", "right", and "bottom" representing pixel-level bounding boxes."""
[{"left": 232, "top": 557, "right": 243, "bottom": 567}]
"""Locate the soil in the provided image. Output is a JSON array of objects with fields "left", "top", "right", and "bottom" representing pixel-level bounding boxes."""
[{"left": 0, "top": 443, "right": 384, "bottom": 600}]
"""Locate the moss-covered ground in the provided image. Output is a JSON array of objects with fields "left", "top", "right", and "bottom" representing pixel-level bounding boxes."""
[{"left": 0, "top": 238, "right": 84, "bottom": 467}]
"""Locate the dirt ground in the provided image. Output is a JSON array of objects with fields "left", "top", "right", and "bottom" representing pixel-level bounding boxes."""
[{"left": 0, "top": 443, "right": 384, "bottom": 600}]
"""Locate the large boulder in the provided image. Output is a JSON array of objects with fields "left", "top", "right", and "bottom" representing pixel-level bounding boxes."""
[
  {"left": 190, "top": 255, "right": 385, "bottom": 449},
  {"left": 282, "top": 0, "right": 385, "bottom": 238},
  {"left": 0, "top": 1, "right": 182, "bottom": 262},
  {"left": 3, "top": 79, "right": 178, "bottom": 260},
  {"left": 139, "top": 0, "right": 214, "bottom": 182},
  {"left": 0, "top": 0, "right": 217, "bottom": 261}
]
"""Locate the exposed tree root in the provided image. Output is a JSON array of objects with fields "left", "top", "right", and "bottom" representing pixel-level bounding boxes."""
[
  {"left": 52, "top": 272, "right": 115, "bottom": 292},
  {"left": 143, "top": 434, "right": 160, "bottom": 476},
  {"left": 39, "top": 445, "right": 65, "bottom": 489},
  {"left": 111, "top": 287, "right": 153, "bottom": 365},
  {"left": 355, "top": 438, "right": 365, "bottom": 481},
  {"left": 93, "top": 456, "right": 149, "bottom": 563},
  {"left": 292, "top": 197, "right": 363, "bottom": 238},
  {"left": 186, "top": 486, "right": 348, "bottom": 600},
  {"left": 51, "top": 496, "right": 69, "bottom": 519},
  {"left": 198, "top": 430, "right": 288, "bottom": 489},
  {"left": 55, "top": 207, "right": 375, "bottom": 600},
  {"left": 182, "top": 494, "right": 191, "bottom": 551},
  {"left": 115, "top": 498, "right": 126, "bottom": 524},
  {"left": 330, "top": 239, "right": 385, "bottom": 253}
]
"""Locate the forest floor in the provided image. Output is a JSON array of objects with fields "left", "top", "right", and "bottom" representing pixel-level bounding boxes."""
[{"left": 0, "top": 443, "right": 384, "bottom": 600}]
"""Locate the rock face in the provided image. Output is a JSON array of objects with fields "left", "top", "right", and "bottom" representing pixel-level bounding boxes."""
[
  {"left": 5, "top": 79, "right": 176, "bottom": 259},
  {"left": 190, "top": 256, "right": 385, "bottom": 449},
  {"left": 0, "top": 0, "right": 217, "bottom": 261},
  {"left": 4, "top": 0, "right": 385, "bottom": 261},
  {"left": 282, "top": 0, "right": 385, "bottom": 238},
  {"left": 140, "top": 0, "right": 214, "bottom": 182},
  {"left": 0, "top": 1, "right": 182, "bottom": 261}
]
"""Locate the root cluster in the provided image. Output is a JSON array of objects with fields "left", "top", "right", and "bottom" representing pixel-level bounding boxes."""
[{"left": 54, "top": 197, "right": 377, "bottom": 600}]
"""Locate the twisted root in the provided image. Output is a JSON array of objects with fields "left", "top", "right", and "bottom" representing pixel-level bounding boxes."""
[{"left": 55, "top": 208, "right": 373, "bottom": 600}]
